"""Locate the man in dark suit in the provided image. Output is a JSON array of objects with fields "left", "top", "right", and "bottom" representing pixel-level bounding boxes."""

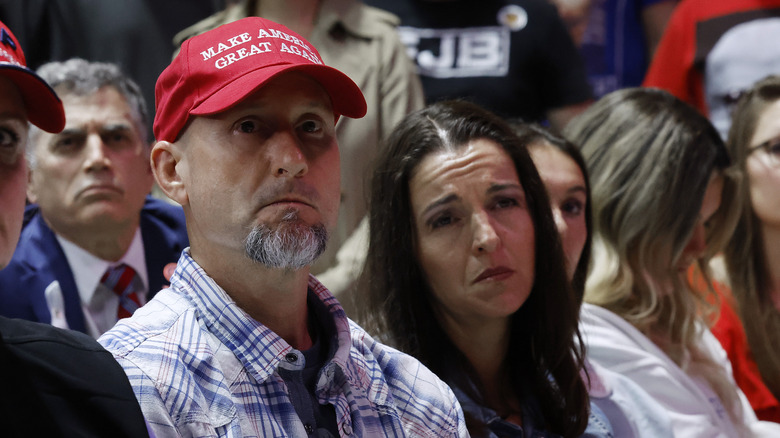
[{"left": 0, "top": 58, "right": 188, "bottom": 338}]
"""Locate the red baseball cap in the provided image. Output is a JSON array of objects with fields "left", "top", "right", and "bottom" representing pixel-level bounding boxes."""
[
  {"left": 0, "top": 20, "right": 65, "bottom": 133},
  {"left": 154, "top": 16, "right": 367, "bottom": 142}
]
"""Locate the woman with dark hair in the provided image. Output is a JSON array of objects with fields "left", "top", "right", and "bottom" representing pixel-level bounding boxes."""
[
  {"left": 565, "top": 87, "right": 780, "bottom": 436},
  {"left": 360, "top": 101, "right": 608, "bottom": 437},
  {"left": 514, "top": 122, "right": 673, "bottom": 437},
  {"left": 708, "top": 75, "right": 780, "bottom": 422},
  {"left": 513, "top": 123, "right": 591, "bottom": 296}
]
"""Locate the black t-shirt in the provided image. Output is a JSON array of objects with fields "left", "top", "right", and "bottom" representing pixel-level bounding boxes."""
[
  {"left": 277, "top": 290, "right": 339, "bottom": 437},
  {"left": 364, "top": 0, "right": 592, "bottom": 122}
]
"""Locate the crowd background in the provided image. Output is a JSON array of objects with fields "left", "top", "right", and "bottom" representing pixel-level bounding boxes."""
[{"left": 2, "top": 0, "right": 780, "bottom": 436}]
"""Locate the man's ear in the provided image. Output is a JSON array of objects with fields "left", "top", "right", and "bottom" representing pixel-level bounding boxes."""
[{"left": 151, "top": 140, "right": 188, "bottom": 206}]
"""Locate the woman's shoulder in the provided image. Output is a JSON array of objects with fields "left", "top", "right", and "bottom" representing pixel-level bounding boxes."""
[
  {"left": 579, "top": 303, "right": 684, "bottom": 386},
  {"left": 579, "top": 303, "right": 656, "bottom": 353},
  {"left": 580, "top": 305, "right": 743, "bottom": 436},
  {"left": 584, "top": 359, "right": 674, "bottom": 438}
]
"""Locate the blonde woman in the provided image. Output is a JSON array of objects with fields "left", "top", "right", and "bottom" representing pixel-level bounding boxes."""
[
  {"left": 711, "top": 75, "right": 780, "bottom": 423},
  {"left": 565, "top": 87, "right": 780, "bottom": 436}
]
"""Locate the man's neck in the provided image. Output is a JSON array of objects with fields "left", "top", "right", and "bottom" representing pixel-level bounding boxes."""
[
  {"left": 45, "top": 217, "right": 139, "bottom": 262},
  {"left": 253, "top": 0, "right": 321, "bottom": 39},
  {"left": 190, "top": 245, "right": 315, "bottom": 350}
]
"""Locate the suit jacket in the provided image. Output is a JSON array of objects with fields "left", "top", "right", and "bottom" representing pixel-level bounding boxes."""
[
  {"left": 0, "top": 196, "right": 188, "bottom": 334},
  {"left": 0, "top": 316, "right": 150, "bottom": 437}
]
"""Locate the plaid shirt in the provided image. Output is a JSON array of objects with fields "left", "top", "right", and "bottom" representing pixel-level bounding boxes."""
[{"left": 99, "top": 250, "right": 467, "bottom": 437}]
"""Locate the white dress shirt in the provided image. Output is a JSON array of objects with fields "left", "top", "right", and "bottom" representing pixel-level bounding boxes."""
[{"left": 52, "top": 229, "right": 147, "bottom": 338}]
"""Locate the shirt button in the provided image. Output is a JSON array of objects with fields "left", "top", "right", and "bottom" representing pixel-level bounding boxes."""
[
  {"left": 304, "top": 423, "right": 314, "bottom": 434},
  {"left": 342, "top": 423, "right": 352, "bottom": 435},
  {"left": 285, "top": 352, "right": 298, "bottom": 363}
]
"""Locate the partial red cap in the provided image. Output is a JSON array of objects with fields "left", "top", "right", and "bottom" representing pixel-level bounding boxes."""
[
  {"left": 154, "top": 16, "right": 367, "bottom": 142},
  {"left": 0, "top": 20, "right": 65, "bottom": 133}
]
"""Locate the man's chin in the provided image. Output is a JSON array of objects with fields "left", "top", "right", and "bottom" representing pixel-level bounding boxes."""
[
  {"left": 244, "top": 221, "right": 328, "bottom": 270},
  {"left": 259, "top": 208, "right": 317, "bottom": 230}
]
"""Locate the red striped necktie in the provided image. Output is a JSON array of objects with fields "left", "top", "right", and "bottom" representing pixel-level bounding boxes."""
[{"left": 101, "top": 263, "right": 142, "bottom": 320}]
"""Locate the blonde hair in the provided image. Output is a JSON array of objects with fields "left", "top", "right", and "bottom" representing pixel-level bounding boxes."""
[
  {"left": 565, "top": 87, "right": 744, "bottom": 428},
  {"left": 724, "top": 75, "right": 780, "bottom": 401}
]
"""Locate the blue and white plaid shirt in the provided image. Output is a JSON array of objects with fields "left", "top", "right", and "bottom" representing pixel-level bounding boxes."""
[{"left": 99, "top": 249, "right": 467, "bottom": 437}]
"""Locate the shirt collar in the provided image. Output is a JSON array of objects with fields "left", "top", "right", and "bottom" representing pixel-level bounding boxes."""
[
  {"left": 56, "top": 228, "right": 147, "bottom": 305},
  {"left": 450, "top": 381, "right": 506, "bottom": 429},
  {"left": 450, "top": 378, "right": 553, "bottom": 437},
  {"left": 170, "top": 249, "right": 358, "bottom": 387}
]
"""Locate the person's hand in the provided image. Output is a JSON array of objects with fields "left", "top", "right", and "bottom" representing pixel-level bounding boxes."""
[{"left": 162, "top": 262, "right": 176, "bottom": 288}]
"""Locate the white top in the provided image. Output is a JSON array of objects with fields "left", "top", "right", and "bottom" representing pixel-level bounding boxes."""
[
  {"left": 583, "top": 358, "right": 673, "bottom": 437},
  {"left": 52, "top": 229, "right": 147, "bottom": 338},
  {"left": 580, "top": 303, "right": 780, "bottom": 437}
]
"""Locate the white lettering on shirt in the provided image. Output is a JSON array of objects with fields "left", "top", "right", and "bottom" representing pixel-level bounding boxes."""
[{"left": 398, "top": 26, "right": 510, "bottom": 78}]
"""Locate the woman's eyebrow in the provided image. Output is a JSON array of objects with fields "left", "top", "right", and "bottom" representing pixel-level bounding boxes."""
[
  {"left": 487, "top": 183, "right": 523, "bottom": 194},
  {"left": 422, "top": 193, "right": 459, "bottom": 216}
]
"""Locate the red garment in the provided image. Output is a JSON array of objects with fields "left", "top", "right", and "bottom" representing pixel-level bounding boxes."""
[
  {"left": 643, "top": 0, "right": 780, "bottom": 115},
  {"left": 697, "top": 274, "right": 780, "bottom": 422},
  {"left": 711, "top": 287, "right": 780, "bottom": 422}
]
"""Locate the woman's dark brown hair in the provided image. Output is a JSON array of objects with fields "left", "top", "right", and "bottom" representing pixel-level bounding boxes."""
[
  {"left": 511, "top": 122, "right": 593, "bottom": 304},
  {"left": 360, "top": 101, "right": 589, "bottom": 437}
]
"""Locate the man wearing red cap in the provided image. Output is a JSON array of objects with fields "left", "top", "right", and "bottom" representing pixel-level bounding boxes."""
[
  {"left": 173, "top": 0, "right": 425, "bottom": 302},
  {"left": 0, "top": 19, "right": 150, "bottom": 437},
  {"left": 99, "top": 17, "right": 467, "bottom": 437}
]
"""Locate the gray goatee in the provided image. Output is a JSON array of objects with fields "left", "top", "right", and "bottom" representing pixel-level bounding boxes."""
[{"left": 244, "top": 210, "right": 327, "bottom": 270}]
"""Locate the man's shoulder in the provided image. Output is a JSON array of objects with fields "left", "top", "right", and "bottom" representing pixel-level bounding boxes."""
[
  {"left": 15, "top": 206, "right": 57, "bottom": 263},
  {"left": 330, "top": 0, "right": 403, "bottom": 38},
  {"left": 0, "top": 212, "right": 64, "bottom": 308},
  {"left": 99, "top": 287, "right": 195, "bottom": 356},
  {"left": 0, "top": 236, "right": 51, "bottom": 282},
  {"left": 99, "top": 288, "right": 214, "bottom": 391},
  {"left": 140, "top": 197, "right": 189, "bottom": 253},
  {"left": 139, "top": 197, "right": 188, "bottom": 294},
  {"left": 347, "top": 322, "right": 432, "bottom": 380},
  {"left": 1, "top": 316, "right": 117, "bottom": 372},
  {"left": 141, "top": 197, "right": 187, "bottom": 233},
  {"left": 0, "top": 316, "right": 150, "bottom": 436},
  {"left": 1, "top": 316, "right": 99, "bottom": 350},
  {"left": 345, "top": 322, "right": 467, "bottom": 436},
  {"left": 0, "top": 317, "right": 118, "bottom": 389},
  {"left": 98, "top": 287, "right": 241, "bottom": 434}
]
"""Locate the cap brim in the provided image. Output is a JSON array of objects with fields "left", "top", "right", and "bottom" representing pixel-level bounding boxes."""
[
  {"left": 0, "top": 65, "right": 65, "bottom": 133},
  {"left": 191, "top": 63, "right": 367, "bottom": 120}
]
